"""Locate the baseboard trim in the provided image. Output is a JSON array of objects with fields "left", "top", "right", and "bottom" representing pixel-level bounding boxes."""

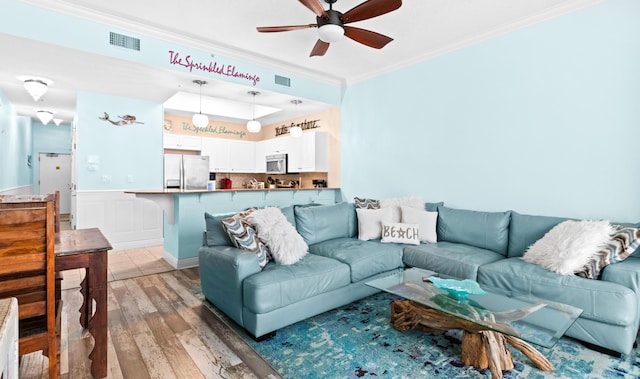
[{"left": 163, "top": 252, "right": 199, "bottom": 270}]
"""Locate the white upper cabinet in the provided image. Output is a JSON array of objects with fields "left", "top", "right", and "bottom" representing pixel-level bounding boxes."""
[
  {"left": 286, "top": 131, "right": 329, "bottom": 173},
  {"left": 163, "top": 133, "right": 201, "bottom": 151},
  {"left": 201, "top": 137, "right": 255, "bottom": 173}
]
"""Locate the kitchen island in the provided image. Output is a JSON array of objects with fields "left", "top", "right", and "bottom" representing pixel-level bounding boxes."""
[{"left": 127, "top": 187, "right": 341, "bottom": 268}]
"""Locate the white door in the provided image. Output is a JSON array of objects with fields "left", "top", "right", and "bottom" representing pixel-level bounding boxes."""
[{"left": 39, "top": 153, "right": 72, "bottom": 214}]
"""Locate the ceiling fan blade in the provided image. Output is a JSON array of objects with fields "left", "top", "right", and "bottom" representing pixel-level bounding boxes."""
[
  {"left": 257, "top": 24, "right": 317, "bottom": 33},
  {"left": 298, "top": 0, "right": 327, "bottom": 18},
  {"left": 310, "top": 39, "right": 330, "bottom": 57},
  {"left": 342, "top": 0, "right": 402, "bottom": 24},
  {"left": 343, "top": 26, "right": 393, "bottom": 49}
]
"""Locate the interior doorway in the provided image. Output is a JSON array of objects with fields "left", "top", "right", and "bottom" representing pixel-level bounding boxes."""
[{"left": 39, "top": 153, "right": 71, "bottom": 214}]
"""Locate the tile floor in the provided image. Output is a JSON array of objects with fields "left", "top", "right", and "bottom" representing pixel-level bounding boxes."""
[{"left": 59, "top": 220, "right": 174, "bottom": 289}]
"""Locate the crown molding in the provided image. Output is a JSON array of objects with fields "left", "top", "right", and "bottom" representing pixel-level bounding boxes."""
[
  {"left": 18, "top": 0, "right": 346, "bottom": 88},
  {"left": 345, "top": 0, "right": 606, "bottom": 86}
]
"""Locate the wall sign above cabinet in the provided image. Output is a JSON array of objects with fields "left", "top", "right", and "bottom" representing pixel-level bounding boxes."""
[
  {"left": 168, "top": 50, "right": 261, "bottom": 87},
  {"left": 275, "top": 119, "right": 320, "bottom": 137}
]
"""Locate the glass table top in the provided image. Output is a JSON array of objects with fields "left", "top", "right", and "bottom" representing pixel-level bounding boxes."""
[{"left": 366, "top": 268, "right": 583, "bottom": 348}]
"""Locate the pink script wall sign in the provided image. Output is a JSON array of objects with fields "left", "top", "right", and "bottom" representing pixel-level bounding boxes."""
[{"left": 168, "top": 50, "right": 261, "bottom": 86}]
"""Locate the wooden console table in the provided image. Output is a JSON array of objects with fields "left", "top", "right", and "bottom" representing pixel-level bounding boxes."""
[{"left": 55, "top": 228, "right": 112, "bottom": 378}]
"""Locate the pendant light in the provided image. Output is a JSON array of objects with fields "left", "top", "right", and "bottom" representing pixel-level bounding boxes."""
[
  {"left": 290, "top": 100, "right": 303, "bottom": 138},
  {"left": 36, "top": 110, "right": 54, "bottom": 125},
  {"left": 192, "top": 80, "right": 209, "bottom": 128},
  {"left": 247, "top": 91, "right": 261, "bottom": 133}
]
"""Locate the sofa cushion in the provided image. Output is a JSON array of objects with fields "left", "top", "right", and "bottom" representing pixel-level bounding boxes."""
[
  {"left": 221, "top": 210, "right": 270, "bottom": 269},
  {"left": 242, "top": 253, "right": 351, "bottom": 314},
  {"left": 522, "top": 220, "right": 614, "bottom": 276},
  {"left": 477, "top": 258, "right": 637, "bottom": 327},
  {"left": 246, "top": 207, "right": 308, "bottom": 265},
  {"left": 204, "top": 212, "right": 235, "bottom": 247},
  {"left": 437, "top": 206, "right": 511, "bottom": 256},
  {"left": 402, "top": 242, "right": 504, "bottom": 280},
  {"left": 507, "top": 211, "right": 569, "bottom": 258},
  {"left": 401, "top": 206, "right": 438, "bottom": 243},
  {"left": 294, "top": 202, "right": 357, "bottom": 245},
  {"left": 381, "top": 222, "right": 420, "bottom": 245},
  {"left": 309, "top": 237, "right": 404, "bottom": 283},
  {"left": 356, "top": 208, "right": 393, "bottom": 241}
]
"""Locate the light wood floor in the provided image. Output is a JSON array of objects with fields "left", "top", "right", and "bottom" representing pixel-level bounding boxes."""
[{"left": 19, "top": 267, "right": 281, "bottom": 379}]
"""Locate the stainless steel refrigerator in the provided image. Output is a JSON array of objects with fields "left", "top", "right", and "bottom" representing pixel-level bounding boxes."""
[{"left": 164, "top": 154, "right": 210, "bottom": 190}]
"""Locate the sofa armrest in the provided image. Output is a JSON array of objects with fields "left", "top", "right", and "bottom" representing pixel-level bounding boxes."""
[
  {"left": 601, "top": 257, "right": 640, "bottom": 295},
  {"left": 198, "top": 245, "right": 261, "bottom": 326}
]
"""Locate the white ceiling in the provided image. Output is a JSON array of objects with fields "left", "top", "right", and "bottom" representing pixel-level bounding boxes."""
[{"left": 1, "top": 0, "right": 603, "bottom": 125}]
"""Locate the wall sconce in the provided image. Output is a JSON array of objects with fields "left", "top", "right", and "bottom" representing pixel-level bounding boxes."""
[
  {"left": 17, "top": 76, "right": 53, "bottom": 101},
  {"left": 247, "top": 91, "right": 261, "bottom": 133}
]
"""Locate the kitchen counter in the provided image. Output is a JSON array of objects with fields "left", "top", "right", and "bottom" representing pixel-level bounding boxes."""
[
  {"left": 126, "top": 187, "right": 341, "bottom": 269},
  {"left": 127, "top": 187, "right": 336, "bottom": 195}
]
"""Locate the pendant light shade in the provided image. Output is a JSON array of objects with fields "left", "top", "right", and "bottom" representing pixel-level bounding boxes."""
[
  {"left": 192, "top": 79, "right": 209, "bottom": 128},
  {"left": 36, "top": 110, "right": 54, "bottom": 125},
  {"left": 192, "top": 113, "right": 208, "bottom": 128},
  {"left": 247, "top": 91, "right": 261, "bottom": 133},
  {"left": 18, "top": 76, "right": 53, "bottom": 102},
  {"left": 246, "top": 120, "right": 261, "bottom": 133},
  {"left": 52, "top": 118, "right": 63, "bottom": 126},
  {"left": 290, "top": 100, "right": 303, "bottom": 137}
]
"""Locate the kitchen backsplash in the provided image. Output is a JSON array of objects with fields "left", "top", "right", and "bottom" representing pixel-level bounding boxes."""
[{"left": 214, "top": 172, "right": 328, "bottom": 190}]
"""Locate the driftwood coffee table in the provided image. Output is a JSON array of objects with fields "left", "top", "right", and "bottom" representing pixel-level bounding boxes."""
[{"left": 367, "top": 268, "right": 582, "bottom": 379}]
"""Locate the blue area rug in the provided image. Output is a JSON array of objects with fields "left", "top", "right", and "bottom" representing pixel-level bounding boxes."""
[{"left": 237, "top": 292, "right": 640, "bottom": 379}]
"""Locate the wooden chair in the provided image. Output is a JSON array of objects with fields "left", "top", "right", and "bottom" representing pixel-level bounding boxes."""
[{"left": 0, "top": 201, "right": 61, "bottom": 379}]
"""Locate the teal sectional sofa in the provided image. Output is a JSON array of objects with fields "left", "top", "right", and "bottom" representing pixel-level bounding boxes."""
[{"left": 199, "top": 201, "right": 640, "bottom": 355}]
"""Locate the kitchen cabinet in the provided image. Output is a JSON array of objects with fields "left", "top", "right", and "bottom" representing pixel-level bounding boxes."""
[
  {"left": 287, "top": 131, "right": 329, "bottom": 172},
  {"left": 163, "top": 133, "right": 201, "bottom": 151},
  {"left": 201, "top": 138, "right": 255, "bottom": 172},
  {"left": 254, "top": 141, "right": 266, "bottom": 173}
]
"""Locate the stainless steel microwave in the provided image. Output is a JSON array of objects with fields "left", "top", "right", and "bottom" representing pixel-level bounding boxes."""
[{"left": 266, "top": 153, "right": 287, "bottom": 174}]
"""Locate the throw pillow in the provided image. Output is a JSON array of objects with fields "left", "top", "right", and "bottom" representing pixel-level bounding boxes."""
[
  {"left": 356, "top": 207, "right": 393, "bottom": 241},
  {"left": 381, "top": 222, "right": 420, "bottom": 245},
  {"left": 354, "top": 196, "right": 380, "bottom": 209},
  {"left": 379, "top": 196, "right": 425, "bottom": 223},
  {"left": 204, "top": 211, "right": 235, "bottom": 246},
  {"left": 401, "top": 206, "right": 438, "bottom": 243},
  {"left": 246, "top": 207, "right": 308, "bottom": 265},
  {"left": 522, "top": 220, "right": 614, "bottom": 276},
  {"left": 221, "top": 209, "right": 270, "bottom": 269},
  {"left": 576, "top": 225, "right": 640, "bottom": 279}
]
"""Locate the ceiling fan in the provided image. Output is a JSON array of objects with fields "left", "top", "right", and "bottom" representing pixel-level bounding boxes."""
[{"left": 257, "top": 0, "right": 402, "bottom": 57}]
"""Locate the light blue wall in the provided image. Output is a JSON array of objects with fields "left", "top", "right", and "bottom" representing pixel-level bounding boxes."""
[
  {"left": 76, "top": 92, "right": 163, "bottom": 190},
  {"left": 0, "top": 0, "right": 342, "bottom": 106},
  {"left": 31, "top": 122, "right": 72, "bottom": 194},
  {"left": 0, "top": 91, "right": 32, "bottom": 191},
  {"left": 341, "top": 0, "right": 640, "bottom": 222}
]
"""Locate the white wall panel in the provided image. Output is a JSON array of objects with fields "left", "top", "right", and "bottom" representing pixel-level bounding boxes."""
[{"left": 75, "top": 191, "right": 163, "bottom": 250}]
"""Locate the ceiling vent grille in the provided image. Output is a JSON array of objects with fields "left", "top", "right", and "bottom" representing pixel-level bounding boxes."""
[
  {"left": 274, "top": 75, "right": 291, "bottom": 87},
  {"left": 109, "top": 32, "right": 140, "bottom": 51}
]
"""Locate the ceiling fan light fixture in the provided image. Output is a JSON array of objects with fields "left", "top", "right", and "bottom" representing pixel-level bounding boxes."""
[
  {"left": 36, "top": 110, "right": 54, "bottom": 125},
  {"left": 318, "top": 24, "right": 344, "bottom": 43}
]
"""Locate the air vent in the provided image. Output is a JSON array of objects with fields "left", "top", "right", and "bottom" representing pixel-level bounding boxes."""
[
  {"left": 109, "top": 32, "right": 140, "bottom": 51},
  {"left": 275, "top": 75, "right": 291, "bottom": 87}
]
